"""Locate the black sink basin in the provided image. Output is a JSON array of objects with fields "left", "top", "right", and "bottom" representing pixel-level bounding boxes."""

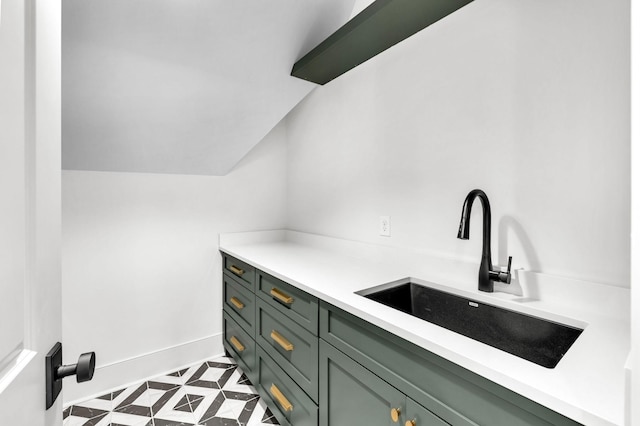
[{"left": 357, "top": 280, "right": 583, "bottom": 368}]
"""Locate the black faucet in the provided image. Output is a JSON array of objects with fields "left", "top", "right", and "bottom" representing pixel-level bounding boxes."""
[{"left": 457, "top": 189, "right": 512, "bottom": 292}]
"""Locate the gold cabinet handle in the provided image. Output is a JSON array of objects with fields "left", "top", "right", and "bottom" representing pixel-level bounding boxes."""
[
  {"left": 270, "top": 287, "right": 294, "bottom": 304},
  {"left": 270, "top": 383, "right": 293, "bottom": 412},
  {"left": 229, "top": 336, "right": 245, "bottom": 352},
  {"left": 229, "top": 265, "right": 245, "bottom": 276},
  {"left": 270, "top": 330, "right": 294, "bottom": 351},
  {"left": 405, "top": 420, "right": 416, "bottom": 426},
  {"left": 230, "top": 296, "right": 244, "bottom": 310},
  {"left": 391, "top": 407, "right": 401, "bottom": 423}
]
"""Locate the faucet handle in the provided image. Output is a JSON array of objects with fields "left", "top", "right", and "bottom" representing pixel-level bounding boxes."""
[
  {"left": 502, "top": 256, "right": 512, "bottom": 284},
  {"left": 504, "top": 256, "right": 513, "bottom": 284}
]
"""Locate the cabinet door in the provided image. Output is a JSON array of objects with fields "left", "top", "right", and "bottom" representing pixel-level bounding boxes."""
[{"left": 320, "top": 340, "right": 405, "bottom": 426}]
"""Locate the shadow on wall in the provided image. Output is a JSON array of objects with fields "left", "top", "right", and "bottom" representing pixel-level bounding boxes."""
[{"left": 497, "top": 215, "right": 541, "bottom": 302}]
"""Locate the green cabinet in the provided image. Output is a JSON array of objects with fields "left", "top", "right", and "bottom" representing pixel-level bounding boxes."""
[
  {"left": 220, "top": 252, "right": 584, "bottom": 426},
  {"left": 320, "top": 302, "right": 582, "bottom": 426},
  {"left": 222, "top": 254, "right": 258, "bottom": 384},
  {"left": 222, "top": 254, "right": 321, "bottom": 425}
]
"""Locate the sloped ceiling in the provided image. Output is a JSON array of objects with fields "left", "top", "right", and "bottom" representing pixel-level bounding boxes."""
[{"left": 62, "top": 0, "right": 356, "bottom": 175}]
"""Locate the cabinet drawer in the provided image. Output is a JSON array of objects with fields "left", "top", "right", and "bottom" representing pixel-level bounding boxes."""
[
  {"left": 257, "top": 298, "right": 319, "bottom": 402},
  {"left": 223, "top": 312, "right": 256, "bottom": 383},
  {"left": 223, "top": 254, "right": 255, "bottom": 291},
  {"left": 257, "top": 346, "right": 318, "bottom": 426},
  {"left": 223, "top": 274, "right": 255, "bottom": 335},
  {"left": 257, "top": 271, "right": 318, "bottom": 334}
]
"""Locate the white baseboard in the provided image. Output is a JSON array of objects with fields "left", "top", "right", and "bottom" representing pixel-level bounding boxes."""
[{"left": 63, "top": 333, "right": 224, "bottom": 407}]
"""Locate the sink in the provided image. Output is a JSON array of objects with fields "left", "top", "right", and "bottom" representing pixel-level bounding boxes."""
[{"left": 356, "top": 279, "right": 583, "bottom": 368}]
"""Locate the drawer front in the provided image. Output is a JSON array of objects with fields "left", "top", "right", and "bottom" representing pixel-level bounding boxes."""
[
  {"left": 320, "top": 302, "right": 581, "bottom": 426},
  {"left": 223, "top": 254, "right": 255, "bottom": 291},
  {"left": 406, "top": 398, "right": 449, "bottom": 426},
  {"left": 223, "top": 274, "right": 255, "bottom": 335},
  {"left": 257, "top": 271, "right": 318, "bottom": 334},
  {"left": 223, "top": 312, "right": 256, "bottom": 382},
  {"left": 257, "top": 346, "right": 318, "bottom": 426},
  {"left": 257, "top": 298, "right": 319, "bottom": 402}
]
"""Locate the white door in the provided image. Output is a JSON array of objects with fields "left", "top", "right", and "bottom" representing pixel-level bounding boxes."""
[{"left": 0, "top": 0, "right": 62, "bottom": 425}]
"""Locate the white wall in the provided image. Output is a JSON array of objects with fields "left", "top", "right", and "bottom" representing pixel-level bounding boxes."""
[
  {"left": 62, "top": 123, "right": 287, "bottom": 403},
  {"left": 286, "top": 0, "right": 630, "bottom": 288}
]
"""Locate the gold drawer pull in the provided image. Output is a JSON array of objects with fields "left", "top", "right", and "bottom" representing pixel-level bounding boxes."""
[
  {"left": 270, "top": 287, "right": 294, "bottom": 304},
  {"left": 230, "top": 296, "right": 244, "bottom": 310},
  {"left": 229, "top": 265, "right": 244, "bottom": 276},
  {"left": 270, "top": 383, "right": 293, "bottom": 412},
  {"left": 405, "top": 420, "right": 416, "bottom": 426},
  {"left": 270, "top": 330, "right": 294, "bottom": 351},
  {"left": 229, "top": 336, "right": 245, "bottom": 352},
  {"left": 391, "top": 407, "right": 401, "bottom": 423}
]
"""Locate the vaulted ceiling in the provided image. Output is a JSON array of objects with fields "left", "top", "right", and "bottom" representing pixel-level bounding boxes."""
[{"left": 62, "top": 0, "right": 357, "bottom": 175}]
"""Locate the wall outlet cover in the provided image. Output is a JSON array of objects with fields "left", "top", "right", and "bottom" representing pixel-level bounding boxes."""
[{"left": 379, "top": 216, "right": 391, "bottom": 237}]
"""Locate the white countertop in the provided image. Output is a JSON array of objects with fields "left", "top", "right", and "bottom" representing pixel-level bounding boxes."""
[{"left": 219, "top": 230, "right": 630, "bottom": 426}]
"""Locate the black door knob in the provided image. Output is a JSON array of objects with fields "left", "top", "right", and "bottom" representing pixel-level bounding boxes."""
[
  {"left": 56, "top": 351, "right": 96, "bottom": 383},
  {"left": 46, "top": 343, "right": 96, "bottom": 409}
]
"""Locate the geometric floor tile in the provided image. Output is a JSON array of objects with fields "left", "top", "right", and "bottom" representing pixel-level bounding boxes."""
[{"left": 63, "top": 356, "right": 279, "bottom": 426}]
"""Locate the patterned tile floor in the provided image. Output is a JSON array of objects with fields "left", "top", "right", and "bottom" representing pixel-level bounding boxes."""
[{"left": 63, "top": 356, "right": 280, "bottom": 426}]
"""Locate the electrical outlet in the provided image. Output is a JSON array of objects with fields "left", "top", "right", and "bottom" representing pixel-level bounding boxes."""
[{"left": 379, "top": 216, "right": 391, "bottom": 237}]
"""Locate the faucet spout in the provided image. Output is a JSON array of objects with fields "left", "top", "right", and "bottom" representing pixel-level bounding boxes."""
[{"left": 457, "top": 189, "right": 511, "bottom": 292}]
